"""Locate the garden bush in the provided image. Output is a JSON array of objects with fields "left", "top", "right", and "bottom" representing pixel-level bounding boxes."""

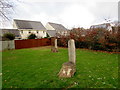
[
  {"left": 28, "top": 33, "right": 37, "bottom": 39},
  {"left": 57, "top": 27, "right": 119, "bottom": 52},
  {"left": 3, "top": 33, "right": 15, "bottom": 40}
]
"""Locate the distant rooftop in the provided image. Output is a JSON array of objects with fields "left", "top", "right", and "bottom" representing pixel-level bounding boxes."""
[
  {"left": 48, "top": 22, "right": 68, "bottom": 31},
  {"left": 0, "top": 29, "right": 20, "bottom": 37},
  {"left": 14, "top": 19, "right": 46, "bottom": 30},
  {"left": 90, "top": 23, "right": 111, "bottom": 29},
  {"left": 46, "top": 30, "right": 57, "bottom": 37}
]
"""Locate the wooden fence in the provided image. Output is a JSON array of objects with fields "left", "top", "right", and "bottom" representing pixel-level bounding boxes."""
[{"left": 15, "top": 38, "right": 51, "bottom": 49}]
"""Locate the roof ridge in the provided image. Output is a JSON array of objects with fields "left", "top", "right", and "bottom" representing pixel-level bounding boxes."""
[
  {"left": 48, "top": 22, "right": 62, "bottom": 25},
  {"left": 14, "top": 19, "right": 42, "bottom": 23}
]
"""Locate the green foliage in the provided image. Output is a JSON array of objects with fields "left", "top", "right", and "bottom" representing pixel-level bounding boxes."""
[
  {"left": 28, "top": 33, "right": 37, "bottom": 39},
  {"left": 2, "top": 47, "right": 118, "bottom": 88},
  {"left": 46, "top": 33, "right": 50, "bottom": 38},
  {"left": 44, "top": 33, "right": 50, "bottom": 38},
  {"left": 3, "top": 33, "right": 15, "bottom": 40}
]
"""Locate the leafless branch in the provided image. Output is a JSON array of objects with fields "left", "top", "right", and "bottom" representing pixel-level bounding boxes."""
[{"left": 0, "top": 0, "right": 13, "bottom": 21}]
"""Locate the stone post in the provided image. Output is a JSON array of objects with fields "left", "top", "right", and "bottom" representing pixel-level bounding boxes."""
[
  {"left": 55, "top": 39, "right": 57, "bottom": 49},
  {"left": 51, "top": 38, "right": 58, "bottom": 52},
  {"left": 58, "top": 39, "right": 76, "bottom": 77},
  {"left": 68, "top": 39, "right": 76, "bottom": 64}
]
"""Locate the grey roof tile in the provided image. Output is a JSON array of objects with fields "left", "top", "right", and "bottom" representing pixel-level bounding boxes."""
[
  {"left": 48, "top": 22, "right": 67, "bottom": 31},
  {"left": 0, "top": 29, "right": 21, "bottom": 37},
  {"left": 14, "top": 19, "right": 46, "bottom": 30},
  {"left": 46, "top": 30, "right": 57, "bottom": 37}
]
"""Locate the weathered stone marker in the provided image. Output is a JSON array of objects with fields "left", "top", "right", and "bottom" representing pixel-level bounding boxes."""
[
  {"left": 51, "top": 38, "right": 58, "bottom": 52},
  {"left": 58, "top": 39, "right": 76, "bottom": 77},
  {"left": 55, "top": 39, "right": 58, "bottom": 49},
  {"left": 68, "top": 39, "right": 76, "bottom": 64}
]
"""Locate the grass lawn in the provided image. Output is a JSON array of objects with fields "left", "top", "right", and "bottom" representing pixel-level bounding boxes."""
[{"left": 2, "top": 46, "right": 118, "bottom": 88}]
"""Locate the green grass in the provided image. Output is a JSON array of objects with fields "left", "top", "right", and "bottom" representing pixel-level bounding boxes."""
[{"left": 2, "top": 47, "right": 118, "bottom": 88}]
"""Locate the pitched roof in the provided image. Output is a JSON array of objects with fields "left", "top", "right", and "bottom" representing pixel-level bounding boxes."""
[
  {"left": 46, "top": 30, "right": 57, "bottom": 37},
  {"left": 48, "top": 22, "right": 67, "bottom": 31},
  {"left": 14, "top": 19, "right": 46, "bottom": 30},
  {"left": 0, "top": 29, "right": 21, "bottom": 37}
]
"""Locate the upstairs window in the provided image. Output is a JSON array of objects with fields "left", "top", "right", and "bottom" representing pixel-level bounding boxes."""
[
  {"left": 29, "top": 30, "right": 31, "bottom": 33},
  {"left": 21, "top": 30, "right": 23, "bottom": 34},
  {"left": 36, "top": 31, "right": 39, "bottom": 33}
]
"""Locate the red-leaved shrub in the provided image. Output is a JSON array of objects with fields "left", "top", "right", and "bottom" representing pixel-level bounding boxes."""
[{"left": 57, "top": 27, "right": 119, "bottom": 52}]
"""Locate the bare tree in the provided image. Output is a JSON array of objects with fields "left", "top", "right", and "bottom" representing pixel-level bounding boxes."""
[{"left": 0, "top": 0, "right": 14, "bottom": 21}]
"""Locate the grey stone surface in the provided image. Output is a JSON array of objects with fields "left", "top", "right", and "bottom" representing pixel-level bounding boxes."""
[
  {"left": 58, "top": 39, "right": 76, "bottom": 78},
  {"left": 68, "top": 39, "right": 76, "bottom": 64},
  {"left": 55, "top": 39, "right": 57, "bottom": 49},
  {"left": 51, "top": 38, "right": 58, "bottom": 52},
  {"left": 51, "top": 46, "right": 58, "bottom": 52},
  {"left": 58, "top": 62, "right": 76, "bottom": 77}
]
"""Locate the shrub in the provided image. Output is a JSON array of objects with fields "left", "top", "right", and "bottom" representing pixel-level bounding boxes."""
[
  {"left": 56, "top": 27, "right": 119, "bottom": 52},
  {"left": 28, "top": 33, "right": 37, "bottom": 39},
  {"left": 3, "top": 33, "right": 15, "bottom": 40},
  {"left": 44, "top": 33, "right": 50, "bottom": 38}
]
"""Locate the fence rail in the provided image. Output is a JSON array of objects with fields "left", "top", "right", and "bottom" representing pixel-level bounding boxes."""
[{"left": 15, "top": 38, "right": 51, "bottom": 49}]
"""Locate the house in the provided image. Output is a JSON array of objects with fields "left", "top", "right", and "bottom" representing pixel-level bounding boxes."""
[
  {"left": 46, "top": 30, "right": 57, "bottom": 37},
  {"left": 90, "top": 23, "right": 112, "bottom": 31},
  {"left": 110, "top": 21, "right": 120, "bottom": 33},
  {"left": 0, "top": 29, "right": 21, "bottom": 40},
  {"left": 45, "top": 22, "right": 68, "bottom": 37},
  {"left": 13, "top": 19, "right": 47, "bottom": 39}
]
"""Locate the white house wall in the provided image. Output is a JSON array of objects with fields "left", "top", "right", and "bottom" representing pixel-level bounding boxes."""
[
  {"left": 57, "top": 31, "right": 68, "bottom": 35},
  {"left": 19, "top": 29, "right": 46, "bottom": 39},
  {"left": 107, "top": 26, "right": 112, "bottom": 31}
]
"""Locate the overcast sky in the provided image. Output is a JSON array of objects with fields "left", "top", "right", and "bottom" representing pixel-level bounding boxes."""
[{"left": 1, "top": 0, "right": 119, "bottom": 29}]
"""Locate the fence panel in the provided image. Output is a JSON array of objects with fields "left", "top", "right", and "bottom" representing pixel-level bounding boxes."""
[
  {"left": 15, "top": 38, "right": 51, "bottom": 49},
  {"left": 0, "top": 40, "right": 15, "bottom": 51}
]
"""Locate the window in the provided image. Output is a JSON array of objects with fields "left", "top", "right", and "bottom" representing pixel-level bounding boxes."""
[
  {"left": 16, "top": 35, "right": 19, "bottom": 37},
  {"left": 36, "top": 31, "right": 39, "bottom": 33},
  {"left": 21, "top": 30, "right": 23, "bottom": 33},
  {"left": 29, "top": 30, "right": 31, "bottom": 33}
]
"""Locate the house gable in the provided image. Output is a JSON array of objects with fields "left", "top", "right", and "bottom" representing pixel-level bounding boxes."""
[
  {"left": 45, "top": 23, "right": 55, "bottom": 30},
  {"left": 48, "top": 22, "right": 67, "bottom": 31}
]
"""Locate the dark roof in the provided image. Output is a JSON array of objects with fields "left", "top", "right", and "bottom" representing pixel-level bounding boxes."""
[
  {"left": 46, "top": 30, "right": 57, "bottom": 37},
  {"left": 14, "top": 19, "right": 46, "bottom": 30},
  {"left": 48, "top": 22, "right": 67, "bottom": 31},
  {"left": 0, "top": 29, "right": 21, "bottom": 37}
]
